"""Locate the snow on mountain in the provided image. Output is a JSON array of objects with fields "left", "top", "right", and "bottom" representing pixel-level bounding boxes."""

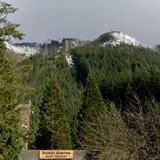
[
  {"left": 5, "top": 42, "right": 40, "bottom": 56},
  {"left": 4, "top": 31, "right": 144, "bottom": 57},
  {"left": 65, "top": 55, "right": 73, "bottom": 66},
  {"left": 95, "top": 31, "right": 142, "bottom": 47}
]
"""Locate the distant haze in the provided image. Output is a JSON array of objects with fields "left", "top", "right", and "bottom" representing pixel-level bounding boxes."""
[{"left": 8, "top": 0, "right": 160, "bottom": 45}]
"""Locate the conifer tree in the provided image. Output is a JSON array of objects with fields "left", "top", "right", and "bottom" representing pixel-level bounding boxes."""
[
  {"left": 77, "top": 71, "right": 109, "bottom": 150},
  {"left": 0, "top": 51, "right": 21, "bottom": 160},
  {"left": 37, "top": 78, "right": 72, "bottom": 149},
  {"left": 0, "top": 1, "right": 24, "bottom": 48}
]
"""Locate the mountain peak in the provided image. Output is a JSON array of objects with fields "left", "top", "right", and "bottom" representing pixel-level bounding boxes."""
[{"left": 95, "top": 31, "right": 142, "bottom": 47}]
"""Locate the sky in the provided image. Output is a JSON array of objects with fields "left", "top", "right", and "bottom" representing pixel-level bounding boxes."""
[{"left": 7, "top": 0, "right": 160, "bottom": 45}]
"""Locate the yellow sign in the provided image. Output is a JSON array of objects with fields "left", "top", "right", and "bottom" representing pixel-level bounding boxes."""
[{"left": 39, "top": 150, "right": 74, "bottom": 159}]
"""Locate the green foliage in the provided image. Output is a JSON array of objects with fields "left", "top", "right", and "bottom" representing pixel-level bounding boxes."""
[
  {"left": 0, "top": 123, "right": 21, "bottom": 160},
  {"left": 36, "top": 79, "right": 72, "bottom": 149},
  {"left": 76, "top": 71, "right": 107, "bottom": 149},
  {"left": 70, "top": 45, "right": 160, "bottom": 158},
  {"left": 0, "top": 2, "right": 24, "bottom": 49},
  {"left": 0, "top": 50, "right": 21, "bottom": 159},
  {"left": 72, "top": 45, "right": 160, "bottom": 110},
  {"left": 72, "top": 53, "right": 89, "bottom": 85},
  {"left": 18, "top": 45, "right": 160, "bottom": 157},
  {"left": 21, "top": 52, "right": 81, "bottom": 149},
  {"left": 2, "top": 39, "right": 160, "bottom": 159}
]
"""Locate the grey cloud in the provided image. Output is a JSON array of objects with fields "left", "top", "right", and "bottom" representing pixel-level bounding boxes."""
[{"left": 8, "top": 0, "right": 160, "bottom": 45}]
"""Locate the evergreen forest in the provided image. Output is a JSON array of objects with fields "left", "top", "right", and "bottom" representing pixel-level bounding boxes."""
[
  {"left": 1, "top": 2, "right": 160, "bottom": 160},
  {"left": 2, "top": 44, "right": 160, "bottom": 159}
]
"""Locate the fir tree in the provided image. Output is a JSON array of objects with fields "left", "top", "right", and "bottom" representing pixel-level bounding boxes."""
[
  {"left": 0, "top": 50, "right": 21, "bottom": 160},
  {"left": 0, "top": 1, "right": 24, "bottom": 48},
  {"left": 36, "top": 78, "right": 72, "bottom": 149},
  {"left": 77, "top": 71, "right": 109, "bottom": 150}
]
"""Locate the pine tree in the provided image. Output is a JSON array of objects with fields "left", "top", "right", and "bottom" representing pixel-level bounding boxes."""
[
  {"left": 0, "top": 50, "right": 21, "bottom": 160},
  {"left": 77, "top": 71, "right": 109, "bottom": 150},
  {"left": 36, "top": 79, "right": 72, "bottom": 149},
  {"left": 0, "top": 1, "right": 24, "bottom": 48}
]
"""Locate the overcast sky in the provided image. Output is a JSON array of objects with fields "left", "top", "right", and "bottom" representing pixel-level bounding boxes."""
[{"left": 8, "top": 0, "right": 160, "bottom": 45}]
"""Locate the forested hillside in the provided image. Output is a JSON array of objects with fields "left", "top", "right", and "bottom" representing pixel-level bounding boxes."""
[
  {"left": 1, "top": 43, "right": 160, "bottom": 159},
  {"left": 72, "top": 45, "right": 160, "bottom": 108},
  {"left": 0, "top": 5, "right": 160, "bottom": 157},
  {"left": 1, "top": 1, "right": 160, "bottom": 160}
]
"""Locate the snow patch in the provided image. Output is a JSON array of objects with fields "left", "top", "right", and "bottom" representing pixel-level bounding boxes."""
[
  {"left": 5, "top": 42, "right": 39, "bottom": 56},
  {"left": 65, "top": 55, "right": 73, "bottom": 66},
  {"left": 103, "top": 32, "right": 141, "bottom": 47}
]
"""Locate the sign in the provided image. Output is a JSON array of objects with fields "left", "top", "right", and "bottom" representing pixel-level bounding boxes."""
[{"left": 39, "top": 150, "right": 74, "bottom": 159}]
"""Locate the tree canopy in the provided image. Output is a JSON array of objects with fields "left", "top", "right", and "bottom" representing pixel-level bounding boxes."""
[{"left": 0, "top": 1, "right": 24, "bottom": 49}]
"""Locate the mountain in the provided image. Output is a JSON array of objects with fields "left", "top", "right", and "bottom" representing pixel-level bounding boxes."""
[
  {"left": 5, "top": 31, "right": 144, "bottom": 56},
  {"left": 5, "top": 42, "right": 40, "bottom": 56},
  {"left": 5, "top": 38, "right": 88, "bottom": 56},
  {"left": 94, "top": 31, "right": 142, "bottom": 47},
  {"left": 2, "top": 30, "right": 160, "bottom": 159}
]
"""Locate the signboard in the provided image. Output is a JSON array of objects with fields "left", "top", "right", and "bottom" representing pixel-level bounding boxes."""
[{"left": 39, "top": 150, "right": 74, "bottom": 159}]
